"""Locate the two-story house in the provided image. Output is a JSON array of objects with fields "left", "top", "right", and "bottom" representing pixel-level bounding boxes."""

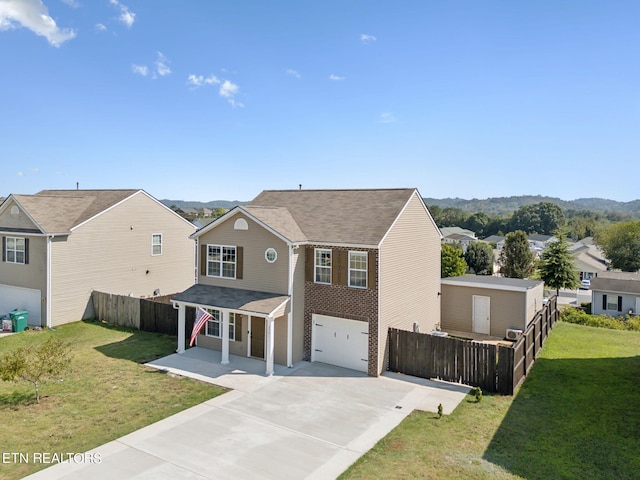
[
  {"left": 0, "top": 189, "right": 196, "bottom": 327},
  {"left": 172, "top": 188, "right": 442, "bottom": 376}
]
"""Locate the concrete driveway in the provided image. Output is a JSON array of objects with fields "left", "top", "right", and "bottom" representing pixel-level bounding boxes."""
[{"left": 25, "top": 348, "right": 470, "bottom": 480}]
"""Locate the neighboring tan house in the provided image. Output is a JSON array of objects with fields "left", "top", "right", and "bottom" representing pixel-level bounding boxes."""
[
  {"left": 440, "top": 276, "right": 544, "bottom": 340},
  {"left": 590, "top": 272, "right": 640, "bottom": 316},
  {"left": 0, "top": 190, "right": 196, "bottom": 327},
  {"left": 172, "top": 188, "right": 442, "bottom": 376},
  {"left": 569, "top": 238, "right": 608, "bottom": 282}
]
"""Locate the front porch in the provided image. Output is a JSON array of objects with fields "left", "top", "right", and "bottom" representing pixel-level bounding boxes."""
[{"left": 172, "top": 284, "right": 291, "bottom": 376}]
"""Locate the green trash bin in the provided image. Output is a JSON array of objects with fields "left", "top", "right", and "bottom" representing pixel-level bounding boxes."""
[{"left": 9, "top": 310, "right": 28, "bottom": 333}]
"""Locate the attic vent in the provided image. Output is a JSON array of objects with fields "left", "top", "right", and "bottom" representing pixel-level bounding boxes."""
[
  {"left": 10, "top": 206, "right": 19, "bottom": 216},
  {"left": 234, "top": 218, "right": 248, "bottom": 230}
]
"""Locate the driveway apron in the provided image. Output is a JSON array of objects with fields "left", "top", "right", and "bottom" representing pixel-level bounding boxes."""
[{"left": 24, "top": 349, "right": 470, "bottom": 480}]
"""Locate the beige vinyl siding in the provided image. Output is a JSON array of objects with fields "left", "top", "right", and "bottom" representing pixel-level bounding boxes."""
[
  {"left": 0, "top": 235, "right": 47, "bottom": 326},
  {"left": 197, "top": 213, "right": 289, "bottom": 295},
  {"left": 441, "top": 284, "right": 531, "bottom": 337},
  {"left": 50, "top": 192, "right": 195, "bottom": 326},
  {"left": 378, "top": 192, "right": 441, "bottom": 374}
]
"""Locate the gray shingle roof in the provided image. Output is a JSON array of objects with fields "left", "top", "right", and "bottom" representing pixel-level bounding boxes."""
[
  {"left": 10, "top": 190, "right": 138, "bottom": 234},
  {"left": 591, "top": 271, "right": 640, "bottom": 294},
  {"left": 247, "top": 188, "right": 418, "bottom": 245}
]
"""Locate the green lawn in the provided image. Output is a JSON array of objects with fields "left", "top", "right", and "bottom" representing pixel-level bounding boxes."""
[
  {"left": 0, "top": 321, "right": 225, "bottom": 480},
  {"left": 341, "top": 322, "right": 640, "bottom": 480}
]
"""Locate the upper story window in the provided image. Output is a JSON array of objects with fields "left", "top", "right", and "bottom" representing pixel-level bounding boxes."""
[
  {"left": 4, "top": 237, "right": 26, "bottom": 264},
  {"left": 348, "top": 251, "right": 368, "bottom": 288},
  {"left": 205, "top": 310, "right": 236, "bottom": 341},
  {"left": 314, "top": 248, "right": 332, "bottom": 284},
  {"left": 207, "top": 245, "right": 236, "bottom": 278},
  {"left": 151, "top": 234, "right": 163, "bottom": 256}
]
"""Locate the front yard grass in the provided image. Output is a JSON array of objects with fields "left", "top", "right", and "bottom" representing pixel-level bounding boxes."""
[
  {"left": 341, "top": 322, "right": 640, "bottom": 480},
  {"left": 0, "top": 321, "right": 225, "bottom": 480}
]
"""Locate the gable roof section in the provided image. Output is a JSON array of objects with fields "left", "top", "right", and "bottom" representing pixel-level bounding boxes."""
[
  {"left": 591, "top": 272, "right": 640, "bottom": 295},
  {"left": 241, "top": 206, "right": 306, "bottom": 243},
  {"left": 248, "top": 188, "right": 417, "bottom": 245}
]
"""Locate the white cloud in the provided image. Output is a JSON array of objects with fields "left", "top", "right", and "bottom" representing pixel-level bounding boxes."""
[
  {"left": 0, "top": 0, "right": 76, "bottom": 47},
  {"left": 95, "top": 23, "right": 107, "bottom": 32},
  {"left": 360, "top": 33, "right": 376, "bottom": 44},
  {"left": 378, "top": 112, "right": 397, "bottom": 123},
  {"left": 110, "top": 0, "right": 135, "bottom": 28},
  {"left": 187, "top": 73, "right": 220, "bottom": 87},
  {"left": 329, "top": 74, "right": 345, "bottom": 81},
  {"left": 154, "top": 51, "right": 171, "bottom": 76},
  {"left": 219, "top": 80, "right": 243, "bottom": 108},
  {"left": 17, "top": 171, "right": 25, "bottom": 177},
  {"left": 286, "top": 69, "right": 301, "bottom": 79},
  {"left": 131, "top": 64, "right": 148, "bottom": 76},
  {"left": 60, "top": 0, "right": 79, "bottom": 7}
]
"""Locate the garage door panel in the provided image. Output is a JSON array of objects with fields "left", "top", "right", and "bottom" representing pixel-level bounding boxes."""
[
  {"left": 0, "top": 284, "right": 42, "bottom": 326},
  {"left": 312, "top": 314, "right": 368, "bottom": 373}
]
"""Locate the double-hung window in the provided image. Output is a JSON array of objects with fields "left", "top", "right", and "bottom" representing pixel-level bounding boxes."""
[
  {"left": 205, "top": 310, "right": 236, "bottom": 340},
  {"left": 151, "top": 234, "right": 162, "bottom": 256},
  {"left": 5, "top": 237, "right": 26, "bottom": 264},
  {"left": 349, "top": 251, "right": 368, "bottom": 288},
  {"left": 207, "top": 245, "right": 236, "bottom": 278},
  {"left": 314, "top": 249, "right": 332, "bottom": 284}
]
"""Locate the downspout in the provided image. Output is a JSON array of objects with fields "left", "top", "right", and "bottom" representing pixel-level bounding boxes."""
[
  {"left": 286, "top": 244, "right": 295, "bottom": 367},
  {"left": 46, "top": 235, "right": 53, "bottom": 328}
]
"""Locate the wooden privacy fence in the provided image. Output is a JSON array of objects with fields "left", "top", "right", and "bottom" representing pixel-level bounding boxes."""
[
  {"left": 388, "top": 296, "right": 559, "bottom": 394},
  {"left": 92, "top": 291, "right": 195, "bottom": 337}
]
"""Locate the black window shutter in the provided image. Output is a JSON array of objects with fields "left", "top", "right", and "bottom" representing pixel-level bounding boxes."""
[
  {"left": 1, "top": 237, "right": 5, "bottom": 262},
  {"left": 24, "top": 238, "right": 29, "bottom": 265},
  {"left": 305, "top": 247, "right": 314, "bottom": 282},
  {"left": 618, "top": 296, "right": 623, "bottom": 312},
  {"left": 235, "top": 314, "right": 242, "bottom": 342},
  {"left": 602, "top": 295, "right": 607, "bottom": 310},
  {"left": 200, "top": 244, "right": 207, "bottom": 276},
  {"left": 236, "top": 246, "right": 243, "bottom": 279}
]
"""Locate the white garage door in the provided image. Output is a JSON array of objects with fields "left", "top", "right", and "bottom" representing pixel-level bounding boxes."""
[
  {"left": 0, "top": 284, "right": 42, "bottom": 326},
  {"left": 312, "top": 314, "right": 369, "bottom": 373}
]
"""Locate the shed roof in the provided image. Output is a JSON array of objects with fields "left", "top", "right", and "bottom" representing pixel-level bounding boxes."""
[{"left": 441, "top": 275, "right": 543, "bottom": 292}]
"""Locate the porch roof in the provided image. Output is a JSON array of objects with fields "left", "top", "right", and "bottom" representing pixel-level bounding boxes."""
[{"left": 171, "top": 284, "right": 290, "bottom": 317}]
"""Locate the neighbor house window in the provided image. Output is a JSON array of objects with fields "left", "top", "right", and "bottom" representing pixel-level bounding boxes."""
[
  {"left": 5, "top": 237, "right": 25, "bottom": 264},
  {"left": 151, "top": 234, "right": 162, "bottom": 256},
  {"left": 207, "top": 245, "right": 236, "bottom": 278},
  {"left": 604, "top": 294, "right": 622, "bottom": 312},
  {"left": 349, "top": 251, "right": 368, "bottom": 288},
  {"left": 205, "top": 310, "right": 236, "bottom": 340},
  {"left": 314, "top": 248, "right": 332, "bottom": 284}
]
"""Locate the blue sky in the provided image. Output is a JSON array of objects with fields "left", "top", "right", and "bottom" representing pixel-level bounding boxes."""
[{"left": 1, "top": 1, "right": 639, "bottom": 203}]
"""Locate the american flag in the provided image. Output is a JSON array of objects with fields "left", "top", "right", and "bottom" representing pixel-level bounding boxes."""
[{"left": 190, "top": 307, "right": 212, "bottom": 346}]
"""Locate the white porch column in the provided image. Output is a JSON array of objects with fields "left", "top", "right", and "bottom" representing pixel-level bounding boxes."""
[
  {"left": 177, "top": 304, "right": 185, "bottom": 354},
  {"left": 221, "top": 310, "right": 230, "bottom": 365},
  {"left": 265, "top": 315, "right": 275, "bottom": 376},
  {"left": 286, "top": 312, "right": 293, "bottom": 367}
]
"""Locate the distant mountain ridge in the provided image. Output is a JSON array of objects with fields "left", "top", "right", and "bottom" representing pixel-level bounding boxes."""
[
  {"left": 161, "top": 199, "right": 247, "bottom": 210},
  {"left": 162, "top": 196, "right": 640, "bottom": 218},
  {"left": 422, "top": 195, "right": 640, "bottom": 217}
]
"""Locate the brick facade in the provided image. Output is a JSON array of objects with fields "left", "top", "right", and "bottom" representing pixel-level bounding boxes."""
[{"left": 303, "top": 246, "right": 379, "bottom": 376}]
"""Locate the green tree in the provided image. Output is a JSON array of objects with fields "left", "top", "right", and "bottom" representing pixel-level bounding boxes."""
[
  {"left": 441, "top": 244, "right": 467, "bottom": 278},
  {"left": 500, "top": 230, "right": 535, "bottom": 278},
  {"left": 0, "top": 338, "right": 73, "bottom": 404},
  {"left": 464, "top": 212, "right": 490, "bottom": 238},
  {"left": 595, "top": 221, "right": 640, "bottom": 271},
  {"left": 464, "top": 241, "right": 494, "bottom": 275},
  {"left": 538, "top": 234, "right": 579, "bottom": 295},
  {"left": 509, "top": 202, "right": 564, "bottom": 235}
]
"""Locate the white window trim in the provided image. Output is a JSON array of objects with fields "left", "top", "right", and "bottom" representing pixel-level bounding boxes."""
[
  {"left": 151, "top": 233, "right": 163, "bottom": 256},
  {"left": 265, "top": 247, "right": 277, "bottom": 263},
  {"left": 5, "top": 236, "right": 25, "bottom": 264},
  {"left": 204, "top": 310, "right": 236, "bottom": 341},
  {"left": 348, "top": 251, "right": 368, "bottom": 289},
  {"left": 206, "top": 244, "right": 237, "bottom": 279},
  {"left": 314, "top": 248, "right": 332, "bottom": 284}
]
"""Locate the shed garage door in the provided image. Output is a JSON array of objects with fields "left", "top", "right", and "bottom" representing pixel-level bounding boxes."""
[
  {"left": 0, "top": 284, "right": 42, "bottom": 326},
  {"left": 311, "top": 314, "right": 369, "bottom": 373}
]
